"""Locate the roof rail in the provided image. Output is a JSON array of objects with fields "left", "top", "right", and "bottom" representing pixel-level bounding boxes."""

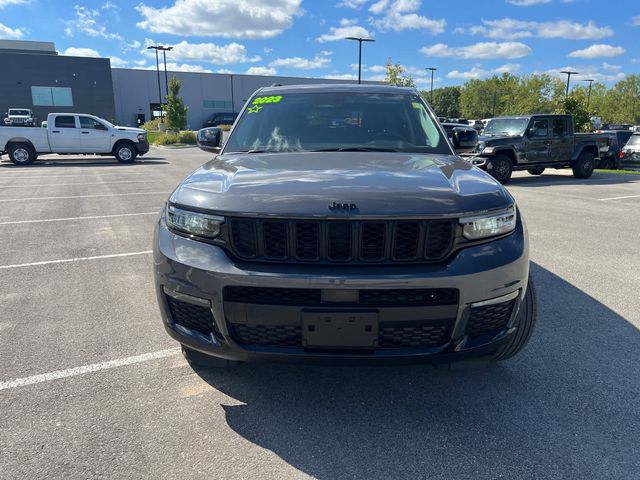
[{"left": 270, "top": 83, "right": 283, "bottom": 87}]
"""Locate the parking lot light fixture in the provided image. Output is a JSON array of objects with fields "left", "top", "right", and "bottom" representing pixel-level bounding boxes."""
[
  {"left": 345, "top": 37, "right": 375, "bottom": 84},
  {"left": 426, "top": 67, "right": 437, "bottom": 104},
  {"left": 560, "top": 70, "right": 579, "bottom": 96},
  {"left": 582, "top": 79, "right": 595, "bottom": 110},
  {"left": 147, "top": 45, "right": 164, "bottom": 123}
]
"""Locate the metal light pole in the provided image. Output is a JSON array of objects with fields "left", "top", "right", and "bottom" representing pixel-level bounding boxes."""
[
  {"left": 560, "top": 70, "right": 579, "bottom": 96},
  {"left": 345, "top": 37, "right": 375, "bottom": 84},
  {"left": 157, "top": 46, "right": 173, "bottom": 98},
  {"left": 147, "top": 46, "right": 163, "bottom": 121},
  {"left": 426, "top": 67, "right": 437, "bottom": 103},
  {"left": 582, "top": 79, "right": 594, "bottom": 110}
]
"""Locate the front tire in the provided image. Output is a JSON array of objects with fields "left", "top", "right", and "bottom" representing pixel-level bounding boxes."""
[
  {"left": 181, "top": 346, "right": 242, "bottom": 369},
  {"left": 572, "top": 151, "right": 595, "bottom": 179},
  {"left": 8, "top": 142, "right": 36, "bottom": 165},
  {"left": 486, "top": 154, "right": 513, "bottom": 184},
  {"left": 527, "top": 167, "right": 545, "bottom": 175},
  {"left": 493, "top": 277, "right": 537, "bottom": 361},
  {"left": 114, "top": 141, "right": 137, "bottom": 163}
]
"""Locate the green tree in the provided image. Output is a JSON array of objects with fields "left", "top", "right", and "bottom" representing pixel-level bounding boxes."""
[
  {"left": 165, "top": 76, "right": 188, "bottom": 131},
  {"left": 385, "top": 58, "right": 415, "bottom": 87},
  {"left": 554, "top": 90, "right": 592, "bottom": 131},
  {"left": 423, "top": 86, "right": 461, "bottom": 118}
]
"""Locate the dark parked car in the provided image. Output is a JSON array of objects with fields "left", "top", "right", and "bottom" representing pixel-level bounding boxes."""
[
  {"left": 154, "top": 84, "right": 535, "bottom": 369},
  {"left": 620, "top": 133, "right": 640, "bottom": 169},
  {"left": 595, "top": 130, "right": 633, "bottom": 169},
  {"left": 461, "top": 114, "right": 606, "bottom": 183},
  {"left": 203, "top": 112, "right": 237, "bottom": 128}
]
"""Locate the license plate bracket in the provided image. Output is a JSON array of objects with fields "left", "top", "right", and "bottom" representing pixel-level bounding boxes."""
[{"left": 302, "top": 311, "right": 378, "bottom": 349}]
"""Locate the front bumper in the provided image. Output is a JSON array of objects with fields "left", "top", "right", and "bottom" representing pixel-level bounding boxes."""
[
  {"left": 136, "top": 139, "right": 150, "bottom": 155},
  {"left": 458, "top": 153, "right": 487, "bottom": 168},
  {"left": 153, "top": 211, "right": 529, "bottom": 364}
]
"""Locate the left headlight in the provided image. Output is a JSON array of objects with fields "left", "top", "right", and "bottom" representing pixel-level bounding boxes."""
[
  {"left": 459, "top": 206, "right": 516, "bottom": 240},
  {"left": 137, "top": 133, "right": 146, "bottom": 141},
  {"left": 166, "top": 204, "right": 224, "bottom": 239}
]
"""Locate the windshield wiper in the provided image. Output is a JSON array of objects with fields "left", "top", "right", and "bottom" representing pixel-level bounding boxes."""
[{"left": 309, "top": 147, "right": 398, "bottom": 152}]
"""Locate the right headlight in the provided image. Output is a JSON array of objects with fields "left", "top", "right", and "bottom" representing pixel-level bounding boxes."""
[
  {"left": 166, "top": 204, "right": 225, "bottom": 240},
  {"left": 459, "top": 206, "right": 516, "bottom": 240}
]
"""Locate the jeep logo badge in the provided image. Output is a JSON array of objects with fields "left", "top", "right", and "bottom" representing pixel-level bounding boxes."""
[{"left": 329, "top": 201, "right": 357, "bottom": 212}]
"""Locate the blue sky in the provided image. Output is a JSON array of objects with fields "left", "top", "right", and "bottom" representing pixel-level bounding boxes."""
[{"left": 1, "top": 0, "right": 638, "bottom": 88}]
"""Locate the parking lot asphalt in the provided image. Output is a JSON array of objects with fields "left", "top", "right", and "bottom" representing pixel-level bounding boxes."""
[{"left": 1, "top": 148, "right": 639, "bottom": 480}]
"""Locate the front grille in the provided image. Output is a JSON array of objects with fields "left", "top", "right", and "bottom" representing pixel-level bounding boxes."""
[
  {"left": 465, "top": 299, "right": 516, "bottom": 337},
  {"left": 166, "top": 296, "right": 215, "bottom": 335},
  {"left": 227, "top": 218, "right": 455, "bottom": 264},
  {"left": 230, "top": 324, "right": 302, "bottom": 347},
  {"left": 224, "top": 286, "right": 458, "bottom": 307},
  {"left": 378, "top": 322, "right": 451, "bottom": 348}
]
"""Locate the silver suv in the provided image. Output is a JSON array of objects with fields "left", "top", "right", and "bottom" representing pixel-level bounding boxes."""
[{"left": 153, "top": 84, "right": 536, "bottom": 368}]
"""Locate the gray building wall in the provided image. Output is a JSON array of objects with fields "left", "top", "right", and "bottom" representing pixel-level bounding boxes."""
[
  {"left": 0, "top": 52, "right": 116, "bottom": 125},
  {"left": 112, "top": 68, "right": 378, "bottom": 128}
]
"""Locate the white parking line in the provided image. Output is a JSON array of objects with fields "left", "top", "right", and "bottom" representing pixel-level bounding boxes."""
[
  {"left": 599, "top": 194, "right": 640, "bottom": 201},
  {"left": 0, "top": 172, "right": 147, "bottom": 179},
  {"left": 0, "top": 250, "right": 152, "bottom": 270},
  {"left": 0, "top": 180, "right": 155, "bottom": 188},
  {"left": 0, "top": 212, "right": 158, "bottom": 225},
  {"left": 0, "top": 348, "right": 181, "bottom": 391},
  {"left": 0, "top": 191, "right": 168, "bottom": 202}
]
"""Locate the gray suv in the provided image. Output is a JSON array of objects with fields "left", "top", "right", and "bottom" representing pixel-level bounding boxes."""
[{"left": 153, "top": 84, "right": 536, "bottom": 368}]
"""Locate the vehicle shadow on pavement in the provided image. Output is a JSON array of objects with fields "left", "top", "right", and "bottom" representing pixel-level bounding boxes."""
[
  {"left": 0, "top": 158, "right": 168, "bottom": 168},
  {"left": 508, "top": 171, "right": 640, "bottom": 187},
  {"left": 193, "top": 263, "right": 640, "bottom": 479}
]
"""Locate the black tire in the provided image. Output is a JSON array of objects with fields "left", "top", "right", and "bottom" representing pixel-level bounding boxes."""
[
  {"left": 486, "top": 154, "right": 513, "bottom": 184},
  {"left": 527, "top": 167, "right": 545, "bottom": 175},
  {"left": 493, "top": 276, "right": 537, "bottom": 361},
  {"left": 181, "top": 346, "right": 242, "bottom": 369},
  {"left": 8, "top": 142, "right": 36, "bottom": 165},
  {"left": 572, "top": 151, "right": 595, "bottom": 179},
  {"left": 113, "top": 141, "right": 138, "bottom": 163}
]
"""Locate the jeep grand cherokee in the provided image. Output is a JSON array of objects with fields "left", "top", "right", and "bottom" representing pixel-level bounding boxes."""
[{"left": 153, "top": 84, "right": 536, "bottom": 368}]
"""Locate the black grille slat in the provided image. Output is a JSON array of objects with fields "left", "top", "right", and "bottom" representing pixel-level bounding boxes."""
[
  {"left": 231, "top": 324, "right": 302, "bottom": 347},
  {"left": 262, "top": 221, "right": 288, "bottom": 259},
  {"left": 378, "top": 322, "right": 451, "bottom": 348},
  {"left": 360, "top": 288, "right": 458, "bottom": 306},
  {"left": 466, "top": 299, "right": 516, "bottom": 337},
  {"left": 225, "top": 286, "right": 322, "bottom": 306},
  {"left": 227, "top": 218, "right": 455, "bottom": 264},
  {"left": 360, "top": 222, "right": 386, "bottom": 260},
  {"left": 166, "top": 297, "right": 215, "bottom": 335}
]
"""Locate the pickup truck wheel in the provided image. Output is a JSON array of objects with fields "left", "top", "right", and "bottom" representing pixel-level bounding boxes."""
[
  {"left": 527, "top": 167, "right": 545, "bottom": 175},
  {"left": 8, "top": 143, "right": 36, "bottom": 165},
  {"left": 572, "top": 151, "right": 595, "bottom": 179},
  {"left": 487, "top": 154, "right": 512, "bottom": 184},
  {"left": 181, "top": 346, "right": 242, "bottom": 369},
  {"left": 493, "top": 276, "right": 537, "bottom": 361},
  {"left": 114, "top": 142, "right": 137, "bottom": 163}
]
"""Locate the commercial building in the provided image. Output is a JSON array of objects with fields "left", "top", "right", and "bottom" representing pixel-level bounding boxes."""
[{"left": 0, "top": 40, "right": 377, "bottom": 129}]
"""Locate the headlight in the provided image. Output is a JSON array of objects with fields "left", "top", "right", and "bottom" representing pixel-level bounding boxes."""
[
  {"left": 166, "top": 204, "right": 224, "bottom": 239},
  {"left": 460, "top": 206, "right": 516, "bottom": 240},
  {"left": 137, "top": 133, "right": 146, "bottom": 141}
]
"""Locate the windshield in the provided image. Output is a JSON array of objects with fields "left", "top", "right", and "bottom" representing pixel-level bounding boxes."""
[
  {"left": 9, "top": 110, "right": 31, "bottom": 116},
  {"left": 626, "top": 135, "right": 640, "bottom": 147},
  {"left": 484, "top": 118, "right": 529, "bottom": 136},
  {"left": 223, "top": 92, "right": 449, "bottom": 154}
]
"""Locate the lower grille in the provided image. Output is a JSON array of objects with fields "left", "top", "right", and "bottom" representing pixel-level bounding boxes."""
[
  {"left": 378, "top": 322, "right": 451, "bottom": 348},
  {"left": 230, "top": 324, "right": 302, "bottom": 347},
  {"left": 224, "top": 286, "right": 458, "bottom": 307},
  {"left": 465, "top": 299, "right": 516, "bottom": 337},
  {"left": 166, "top": 296, "right": 215, "bottom": 335}
]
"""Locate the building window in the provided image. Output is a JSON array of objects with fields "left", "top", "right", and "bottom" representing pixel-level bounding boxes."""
[
  {"left": 31, "top": 86, "right": 74, "bottom": 107},
  {"left": 203, "top": 100, "right": 232, "bottom": 109}
]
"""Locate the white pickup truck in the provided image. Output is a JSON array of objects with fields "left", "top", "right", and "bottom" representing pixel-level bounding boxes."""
[{"left": 0, "top": 113, "right": 149, "bottom": 165}]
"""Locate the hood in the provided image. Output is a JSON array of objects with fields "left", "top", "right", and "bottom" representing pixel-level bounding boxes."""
[
  {"left": 115, "top": 126, "right": 145, "bottom": 134},
  {"left": 170, "top": 152, "right": 513, "bottom": 217},
  {"left": 479, "top": 134, "right": 522, "bottom": 144}
]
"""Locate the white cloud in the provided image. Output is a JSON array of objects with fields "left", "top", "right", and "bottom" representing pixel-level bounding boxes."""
[
  {"left": 447, "top": 63, "right": 520, "bottom": 80},
  {"left": 136, "top": 62, "right": 212, "bottom": 73},
  {"left": 459, "top": 18, "right": 612, "bottom": 40},
  {"left": 420, "top": 42, "right": 532, "bottom": 59},
  {"left": 323, "top": 73, "right": 357, "bottom": 80},
  {"left": 544, "top": 65, "right": 625, "bottom": 83},
  {"left": 269, "top": 52, "right": 331, "bottom": 70},
  {"left": 336, "top": 0, "right": 368, "bottom": 7},
  {"left": 317, "top": 20, "right": 373, "bottom": 42},
  {"left": 137, "top": 0, "right": 302, "bottom": 39},
  {"left": 507, "top": 0, "right": 550, "bottom": 5},
  {"left": 0, "top": 0, "right": 29, "bottom": 8},
  {"left": 109, "top": 56, "right": 128, "bottom": 67},
  {"left": 129, "top": 40, "right": 141, "bottom": 49},
  {"left": 601, "top": 62, "right": 621, "bottom": 72},
  {"left": 0, "top": 22, "right": 23, "bottom": 38},
  {"left": 147, "top": 40, "right": 258, "bottom": 65},
  {"left": 65, "top": 5, "right": 122, "bottom": 40},
  {"left": 62, "top": 47, "right": 101, "bottom": 57},
  {"left": 246, "top": 66, "right": 277, "bottom": 75},
  {"left": 568, "top": 44, "right": 625, "bottom": 59},
  {"left": 631, "top": 15, "right": 640, "bottom": 26},
  {"left": 369, "top": 0, "right": 445, "bottom": 34}
]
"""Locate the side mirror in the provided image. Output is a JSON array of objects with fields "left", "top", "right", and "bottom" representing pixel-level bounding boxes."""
[
  {"left": 197, "top": 127, "right": 223, "bottom": 153},
  {"left": 95, "top": 123, "right": 108, "bottom": 131},
  {"left": 525, "top": 127, "right": 534, "bottom": 137},
  {"left": 452, "top": 127, "right": 478, "bottom": 152}
]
